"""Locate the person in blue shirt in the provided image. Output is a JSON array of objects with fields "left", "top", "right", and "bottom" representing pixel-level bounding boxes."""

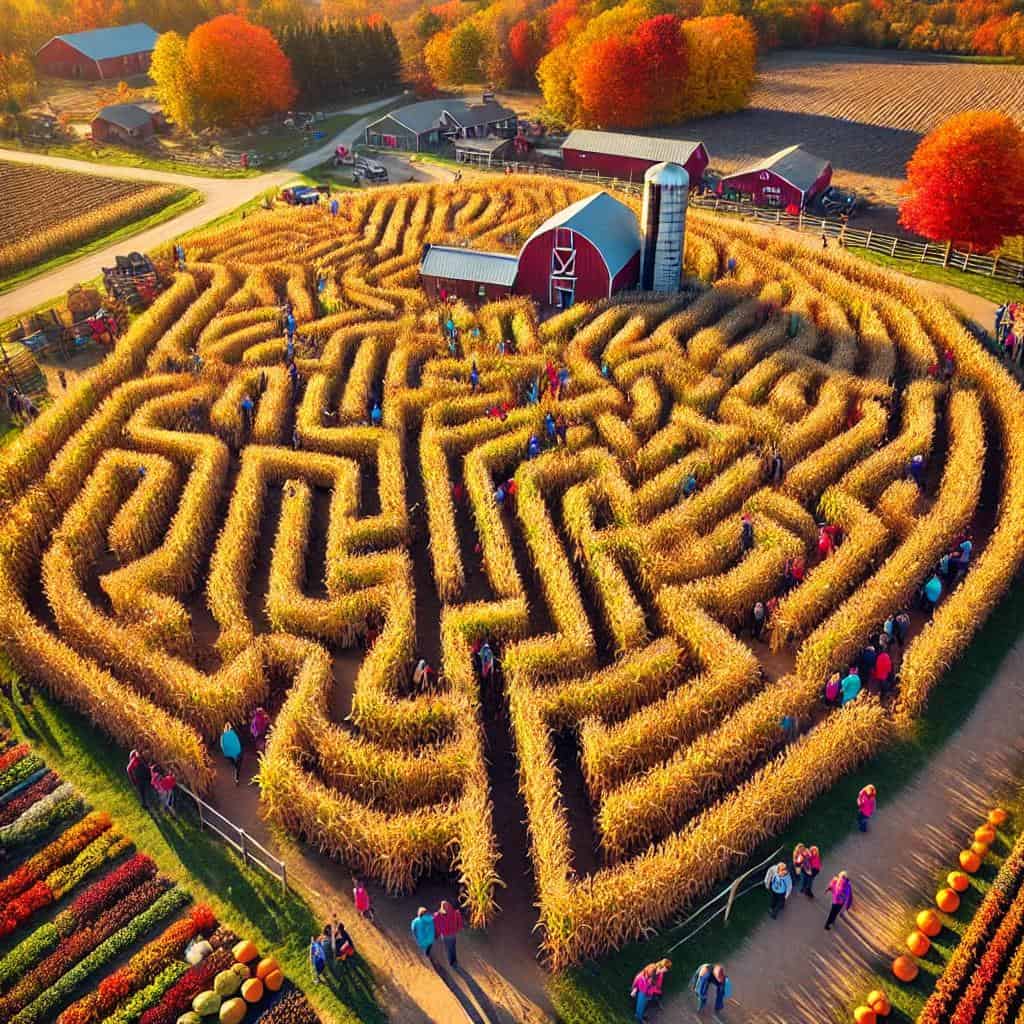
[
  {"left": 329, "top": 198, "right": 339, "bottom": 216},
  {"left": 240, "top": 394, "right": 254, "bottom": 431},
  {"left": 680, "top": 474, "right": 698, "bottom": 501},
  {"left": 765, "top": 863, "right": 793, "bottom": 919},
  {"left": 691, "top": 963, "right": 730, "bottom": 1013},
  {"left": 840, "top": 667, "right": 861, "bottom": 705},
  {"left": 469, "top": 362, "right": 480, "bottom": 392},
  {"left": 526, "top": 378, "right": 539, "bottom": 404},
  {"left": 220, "top": 723, "right": 242, "bottom": 785},
  {"left": 922, "top": 573, "right": 942, "bottom": 615},
  {"left": 370, "top": 402, "right": 382, "bottom": 427},
  {"left": 310, "top": 934, "right": 327, "bottom": 982},
  {"left": 544, "top": 412, "right": 556, "bottom": 443},
  {"left": 527, "top": 435, "right": 541, "bottom": 459},
  {"left": 411, "top": 907, "right": 435, "bottom": 957}
]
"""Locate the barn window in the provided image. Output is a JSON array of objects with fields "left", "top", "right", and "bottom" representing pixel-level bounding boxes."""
[{"left": 478, "top": 284, "right": 486, "bottom": 297}]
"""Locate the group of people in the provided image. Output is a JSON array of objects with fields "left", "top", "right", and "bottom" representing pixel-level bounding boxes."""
[
  {"left": 629, "top": 958, "right": 672, "bottom": 1020},
  {"left": 4, "top": 387, "right": 39, "bottom": 424},
  {"left": 125, "top": 748, "right": 176, "bottom": 815},
  {"left": 919, "top": 536, "right": 973, "bottom": 616},
  {"left": 411, "top": 900, "right": 464, "bottom": 967},
  {"left": 995, "top": 301, "right": 1022, "bottom": 364},
  {"left": 219, "top": 708, "right": 271, "bottom": 785},
  {"left": 309, "top": 912, "right": 356, "bottom": 983},
  {"left": 824, "top": 611, "right": 915, "bottom": 706}
]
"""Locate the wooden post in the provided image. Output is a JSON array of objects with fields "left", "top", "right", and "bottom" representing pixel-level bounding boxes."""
[
  {"left": 921, "top": 243, "right": 928, "bottom": 263},
  {"left": 891, "top": 238, "right": 898, "bottom": 257},
  {"left": 724, "top": 876, "right": 743, "bottom": 923},
  {"left": 281, "top": 862, "right": 288, "bottom": 893},
  {"left": 943, "top": 242, "right": 952, "bottom": 267},
  {"left": 865, "top": 229, "right": 873, "bottom": 251},
  {"left": 991, "top": 255, "right": 1000, "bottom": 278},
  {"left": 240, "top": 830, "right": 249, "bottom": 866}
]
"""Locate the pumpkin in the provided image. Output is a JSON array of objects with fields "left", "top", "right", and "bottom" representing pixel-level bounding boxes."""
[
  {"left": 916, "top": 909, "right": 942, "bottom": 937},
  {"left": 975, "top": 825, "right": 996, "bottom": 844},
  {"left": 193, "top": 990, "right": 221, "bottom": 1016},
  {"left": 241, "top": 978, "right": 264, "bottom": 1003},
  {"left": 214, "top": 969, "right": 241, "bottom": 997},
  {"left": 232, "top": 940, "right": 259, "bottom": 964},
  {"left": 219, "top": 997, "right": 246, "bottom": 1024},
  {"left": 853, "top": 1008, "right": 876, "bottom": 1024},
  {"left": 906, "top": 930, "right": 930, "bottom": 957},
  {"left": 177, "top": 1015, "right": 202, "bottom": 1024},
  {"left": 186, "top": 940, "right": 213, "bottom": 966},
  {"left": 264, "top": 969, "right": 284, "bottom": 992},
  {"left": 989, "top": 808, "right": 1009, "bottom": 826},
  {"left": 948, "top": 871, "right": 970, "bottom": 893},
  {"left": 959, "top": 850, "right": 982, "bottom": 873},
  {"left": 255, "top": 957, "right": 280, "bottom": 981},
  {"left": 892, "top": 955, "right": 919, "bottom": 982},
  {"left": 231, "top": 963, "right": 250, "bottom": 981},
  {"left": 971, "top": 841, "right": 989, "bottom": 858},
  {"left": 869, "top": 992, "right": 892, "bottom": 1016},
  {"left": 936, "top": 888, "right": 961, "bottom": 913}
]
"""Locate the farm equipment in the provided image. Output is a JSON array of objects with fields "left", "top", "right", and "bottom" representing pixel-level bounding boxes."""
[
  {"left": 333, "top": 145, "right": 354, "bottom": 167},
  {"left": 102, "top": 252, "right": 163, "bottom": 311},
  {"left": 279, "top": 185, "right": 322, "bottom": 206}
]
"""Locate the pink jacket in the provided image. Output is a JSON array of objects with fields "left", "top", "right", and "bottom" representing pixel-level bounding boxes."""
[
  {"left": 354, "top": 885, "right": 371, "bottom": 913},
  {"left": 827, "top": 876, "right": 853, "bottom": 909},
  {"left": 632, "top": 971, "right": 654, "bottom": 996},
  {"left": 857, "top": 789, "right": 876, "bottom": 817},
  {"left": 805, "top": 849, "right": 821, "bottom": 872}
]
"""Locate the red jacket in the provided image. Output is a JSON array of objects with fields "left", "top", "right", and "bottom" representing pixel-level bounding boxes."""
[{"left": 433, "top": 906, "right": 463, "bottom": 938}]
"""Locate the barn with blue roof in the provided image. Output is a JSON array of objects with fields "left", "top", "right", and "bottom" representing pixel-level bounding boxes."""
[{"left": 36, "top": 23, "right": 159, "bottom": 80}]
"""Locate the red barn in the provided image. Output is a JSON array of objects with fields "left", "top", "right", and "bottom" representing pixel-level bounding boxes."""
[
  {"left": 561, "top": 129, "right": 709, "bottom": 186},
  {"left": 36, "top": 23, "right": 158, "bottom": 81},
  {"left": 717, "top": 145, "right": 832, "bottom": 210},
  {"left": 91, "top": 103, "right": 158, "bottom": 144},
  {"left": 516, "top": 192, "right": 640, "bottom": 307}
]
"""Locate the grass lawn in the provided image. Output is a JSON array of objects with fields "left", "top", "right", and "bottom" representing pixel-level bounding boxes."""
[
  {"left": 548, "top": 582, "right": 1024, "bottom": 1023},
  {"left": 0, "top": 188, "right": 202, "bottom": 295},
  {"left": 0, "top": 686, "right": 386, "bottom": 1024},
  {"left": 848, "top": 247, "right": 1024, "bottom": 307}
]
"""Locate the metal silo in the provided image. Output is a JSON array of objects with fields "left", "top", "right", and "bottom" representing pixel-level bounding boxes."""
[{"left": 640, "top": 161, "right": 689, "bottom": 292}]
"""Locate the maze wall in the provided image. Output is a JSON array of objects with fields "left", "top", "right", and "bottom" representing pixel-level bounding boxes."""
[{"left": 1, "top": 179, "right": 1023, "bottom": 968}]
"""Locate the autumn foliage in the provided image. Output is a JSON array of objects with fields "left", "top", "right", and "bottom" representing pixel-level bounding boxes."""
[
  {"left": 900, "top": 111, "right": 1024, "bottom": 252},
  {"left": 151, "top": 15, "right": 297, "bottom": 131}
]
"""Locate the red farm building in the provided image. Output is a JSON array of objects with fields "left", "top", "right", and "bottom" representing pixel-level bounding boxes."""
[
  {"left": 417, "top": 191, "right": 641, "bottom": 308},
  {"left": 561, "top": 129, "right": 709, "bottom": 186},
  {"left": 36, "top": 23, "right": 158, "bottom": 81},
  {"left": 717, "top": 145, "right": 832, "bottom": 210},
  {"left": 91, "top": 103, "right": 160, "bottom": 144}
]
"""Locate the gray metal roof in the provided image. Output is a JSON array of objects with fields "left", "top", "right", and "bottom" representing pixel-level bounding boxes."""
[
  {"left": 525, "top": 191, "right": 640, "bottom": 277},
  {"left": 370, "top": 98, "right": 515, "bottom": 136},
  {"left": 452, "top": 136, "right": 512, "bottom": 154},
  {"left": 722, "top": 145, "right": 831, "bottom": 195},
  {"left": 562, "top": 129, "right": 704, "bottom": 166},
  {"left": 420, "top": 245, "right": 519, "bottom": 287},
  {"left": 43, "top": 23, "right": 158, "bottom": 62},
  {"left": 94, "top": 103, "right": 154, "bottom": 131}
]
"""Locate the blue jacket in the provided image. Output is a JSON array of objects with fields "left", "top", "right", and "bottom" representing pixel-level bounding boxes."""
[
  {"left": 411, "top": 913, "right": 435, "bottom": 950},
  {"left": 220, "top": 728, "right": 242, "bottom": 759}
]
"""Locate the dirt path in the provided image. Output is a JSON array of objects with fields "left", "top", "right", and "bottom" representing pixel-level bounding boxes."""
[{"left": 658, "top": 633, "right": 1024, "bottom": 1024}]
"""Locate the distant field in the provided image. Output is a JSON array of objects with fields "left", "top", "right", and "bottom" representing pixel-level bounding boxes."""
[{"left": 660, "top": 49, "right": 1024, "bottom": 209}]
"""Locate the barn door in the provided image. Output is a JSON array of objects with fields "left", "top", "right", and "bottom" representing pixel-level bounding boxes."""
[{"left": 550, "top": 228, "right": 576, "bottom": 304}]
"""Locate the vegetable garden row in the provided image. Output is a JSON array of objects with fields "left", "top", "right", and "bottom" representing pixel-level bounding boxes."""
[{"left": 0, "top": 729, "right": 320, "bottom": 1024}]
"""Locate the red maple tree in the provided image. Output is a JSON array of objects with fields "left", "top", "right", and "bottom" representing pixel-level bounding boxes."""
[
  {"left": 900, "top": 110, "right": 1024, "bottom": 251},
  {"left": 575, "top": 35, "right": 647, "bottom": 128}
]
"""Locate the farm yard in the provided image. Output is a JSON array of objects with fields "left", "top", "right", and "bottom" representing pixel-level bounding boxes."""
[
  {"left": 0, "top": 161, "right": 193, "bottom": 287},
  {"left": 661, "top": 49, "right": 1024, "bottom": 213},
  {"left": 0, "top": 172, "right": 1023, "bottom": 1024}
]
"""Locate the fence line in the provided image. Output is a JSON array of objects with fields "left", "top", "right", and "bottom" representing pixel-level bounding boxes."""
[{"left": 176, "top": 783, "right": 288, "bottom": 891}]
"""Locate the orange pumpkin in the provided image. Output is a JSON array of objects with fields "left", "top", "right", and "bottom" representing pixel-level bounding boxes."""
[
  {"left": 948, "top": 871, "right": 970, "bottom": 893},
  {"left": 906, "top": 930, "right": 931, "bottom": 957},
  {"left": 917, "top": 909, "right": 942, "bottom": 937},
  {"left": 959, "top": 850, "right": 982, "bottom": 873},
  {"left": 989, "top": 808, "right": 1009, "bottom": 826},
  {"left": 870, "top": 994, "right": 892, "bottom": 1017},
  {"left": 937, "top": 888, "right": 961, "bottom": 913},
  {"left": 264, "top": 969, "right": 284, "bottom": 992},
  {"left": 241, "top": 977, "right": 264, "bottom": 1003},
  {"left": 853, "top": 1008, "right": 876, "bottom": 1024},
  {"left": 971, "top": 841, "right": 990, "bottom": 858},
  {"left": 893, "top": 955, "right": 919, "bottom": 982},
  {"left": 232, "top": 939, "right": 259, "bottom": 964},
  {"left": 255, "top": 957, "right": 280, "bottom": 981},
  {"left": 975, "top": 825, "right": 997, "bottom": 845}
]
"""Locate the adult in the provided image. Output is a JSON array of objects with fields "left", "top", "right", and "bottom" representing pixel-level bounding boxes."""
[
  {"left": 126, "top": 750, "right": 151, "bottom": 811},
  {"left": 331, "top": 914, "right": 355, "bottom": 964},
  {"left": 412, "top": 659, "right": 435, "bottom": 688},
  {"left": 680, "top": 473, "right": 698, "bottom": 501},
  {"left": 630, "top": 964, "right": 656, "bottom": 1021},
  {"left": 151, "top": 764, "right": 177, "bottom": 816},
  {"left": 825, "top": 871, "right": 853, "bottom": 930},
  {"left": 434, "top": 900, "right": 464, "bottom": 967},
  {"left": 220, "top": 723, "right": 243, "bottom": 785},
  {"left": 478, "top": 641, "right": 495, "bottom": 680},
  {"left": 801, "top": 845, "right": 822, "bottom": 897},
  {"left": 545, "top": 412, "right": 557, "bottom": 445},
  {"left": 874, "top": 649, "right": 893, "bottom": 693},
  {"left": 840, "top": 667, "right": 861, "bottom": 705},
  {"left": 527, "top": 435, "right": 541, "bottom": 460},
  {"left": 752, "top": 601, "right": 766, "bottom": 641},
  {"left": 310, "top": 934, "right": 327, "bottom": 982},
  {"left": 908, "top": 453, "right": 926, "bottom": 489},
  {"left": 411, "top": 907, "right": 435, "bottom": 958},
  {"left": 469, "top": 362, "right": 480, "bottom": 392},
  {"left": 691, "top": 963, "right": 729, "bottom": 1014},
  {"left": 894, "top": 611, "right": 911, "bottom": 648},
  {"left": 353, "top": 878, "right": 373, "bottom": 921},
  {"left": 649, "top": 959, "right": 671, "bottom": 1007},
  {"left": 251, "top": 706, "right": 270, "bottom": 750},
  {"left": 922, "top": 573, "right": 942, "bottom": 615},
  {"left": 741, "top": 514, "right": 754, "bottom": 553},
  {"left": 857, "top": 784, "right": 877, "bottom": 832},
  {"left": 764, "top": 862, "right": 792, "bottom": 919}
]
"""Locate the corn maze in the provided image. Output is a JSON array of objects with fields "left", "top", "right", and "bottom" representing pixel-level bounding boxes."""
[{"left": 2, "top": 179, "right": 1023, "bottom": 970}]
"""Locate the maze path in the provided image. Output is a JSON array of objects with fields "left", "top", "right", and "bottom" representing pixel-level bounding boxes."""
[{"left": 1, "top": 180, "right": 1023, "bottom": 969}]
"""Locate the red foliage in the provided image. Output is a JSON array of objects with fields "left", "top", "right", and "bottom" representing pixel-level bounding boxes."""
[
  {"left": 546, "top": 0, "right": 579, "bottom": 48},
  {"left": 0, "top": 742, "right": 29, "bottom": 774},
  {"left": 0, "top": 772, "right": 61, "bottom": 828},
  {"left": 0, "top": 881, "right": 54, "bottom": 938},
  {"left": 631, "top": 15, "right": 687, "bottom": 124},
  {"left": 900, "top": 110, "right": 1024, "bottom": 252},
  {"left": 804, "top": 2, "right": 836, "bottom": 45},
  {"left": 973, "top": 15, "right": 1011, "bottom": 53},
  {"left": 575, "top": 35, "right": 648, "bottom": 129},
  {"left": 67, "top": 853, "right": 156, "bottom": 929},
  {"left": 508, "top": 19, "right": 544, "bottom": 81}
]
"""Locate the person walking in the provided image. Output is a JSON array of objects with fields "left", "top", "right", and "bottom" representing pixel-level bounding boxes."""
[
  {"left": 310, "top": 933, "right": 328, "bottom": 983},
  {"left": 251, "top": 706, "right": 270, "bottom": 751},
  {"left": 894, "top": 610, "right": 911, "bottom": 648},
  {"left": 478, "top": 640, "right": 495, "bottom": 680},
  {"left": 434, "top": 899, "right": 464, "bottom": 967},
  {"left": 648, "top": 959, "right": 671, "bottom": 1008},
  {"left": 220, "top": 723, "right": 243, "bottom": 785},
  {"left": 922, "top": 572, "right": 942, "bottom": 616},
  {"left": 469, "top": 362, "right": 480, "bottom": 392},
  {"left": 691, "top": 963, "right": 729, "bottom": 1014},
  {"left": 765, "top": 862, "right": 793, "bottom": 919},
  {"left": 741, "top": 514, "right": 754, "bottom": 553},
  {"left": 331, "top": 913, "right": 355, "bottom": 965},
  {"left": 353, "top": 878, "right": 373, "bottom": 922},
  {"left": 874, "top": 648, "right": 893, "bottom": 693},
  {"left": 126, "top": 749, "right": 152, "bottom": 811},
  {"left": 411, "top": 907, "right": 435, "bottom": 958},
  {"left": 751, "top": 600, "right": 766, "bottom": 640},
  {"left": 630, "top": 964, "right": 657, "bottom": 1021},
  {"left": 150, "top": 764, "right": 177, "bottom": 816},
  {"left": 800, "top": 845, "right": 821, "bottom": 897},
  {"left": 857, "top": 784, "right": 877, "bottom": 832},
  {"left": 825, "top": 871, "right": 853, "bottom": 930}
]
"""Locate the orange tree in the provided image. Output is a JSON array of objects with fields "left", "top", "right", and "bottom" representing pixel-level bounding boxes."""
[{"left": 900, "top": 111, "right": 1024, "bottom": 252}]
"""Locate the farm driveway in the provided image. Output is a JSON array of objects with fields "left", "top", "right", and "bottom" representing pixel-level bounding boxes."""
[
  {"left": 0, "top": 96, "right": 403, "bottom": 320},
  {"left": 656, "top": 638, "right": 1024, "bottom": 1024}
]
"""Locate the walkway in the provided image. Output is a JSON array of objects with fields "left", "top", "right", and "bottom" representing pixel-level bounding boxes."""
[
  {"left": 0, "top": 95, "right": 403, "bottom": 320},
  {"left": 660, "top": 633, "right": 1024, "bottom": 1024}
]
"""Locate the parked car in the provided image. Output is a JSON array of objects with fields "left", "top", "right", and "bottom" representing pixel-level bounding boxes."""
[
  {"left": 819, "top": 186, "right": 857, "bottom": 216},
  {"left": 279, "top": 185, "right": 321, "bottom": 206},
  {"left": 354, "top": 156, "right": 388, "bottom": 184}
]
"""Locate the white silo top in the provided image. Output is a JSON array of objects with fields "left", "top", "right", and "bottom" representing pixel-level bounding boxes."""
[{"left": 644, "top": 161, "right": 690, "bottom": 186}]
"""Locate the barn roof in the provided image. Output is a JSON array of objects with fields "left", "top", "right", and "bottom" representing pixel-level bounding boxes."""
[
  {"left": 370, "top": 99, "right": 515, "bottom": 136},
  {"left": 723, "top": 145, "right": 831, "bottom": 194},
  {"left": 452, "top": 136, "right": 512, "bottom": 155},
  {"left": 420, "top": 245, "right": 519, "bottom": 287},
  {"left": 40, "top": 23, "right": 159, "bottom": 61},
  {"left": 562, "top": 129, "right": 704, "bottom": 166},
  {"left": 93, "top": 103, "right": 154, "bottom": 131},
  {"left": 525, "top": 192, "right": 640, "bottom": 277}
]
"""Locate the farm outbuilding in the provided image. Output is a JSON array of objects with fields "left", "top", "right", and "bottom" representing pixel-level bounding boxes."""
[
  {"left": 91, "top": 103, "right": 158, "bottom": 144},
  {"left": 717, "top": 145, "right": 832, "bottom": 209},
  {"left": 365, "top": 97, "right": 517, "bottom": 153},
  {"left": 36, "top": 23, "right": 159, "bottom": 80},
  {"left": 453, "top": 136, "right": 514, "bottom": 167},
  {"left": 561, "top": 130, "right": 709, "bottom": 186},
  {"left": 420, "top": 245, "right": 519, "bottom": 304}
]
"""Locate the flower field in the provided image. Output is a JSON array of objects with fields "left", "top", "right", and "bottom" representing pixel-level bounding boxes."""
[
  {"left": 0, "top": 729, "right": 320, "bottom": 1024},
  {"left": 0, "top": 161, "right": 185, "bottom": 280},
  {"left": 1, "top": 176, "right": 1023, "bottom": 970}
]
